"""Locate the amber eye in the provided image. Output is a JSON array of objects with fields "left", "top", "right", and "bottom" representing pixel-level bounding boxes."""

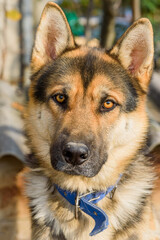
[
  {"left": 53, "top": 94, "right": 67, "bottom": 104},
  {"left": 102, "top": 99, "right": 116, "bottom": 111}
]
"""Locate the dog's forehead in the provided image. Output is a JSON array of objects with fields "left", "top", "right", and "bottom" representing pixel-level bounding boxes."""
[
  {"left": 33, "top": 47, "right": 138, "bottom": 111},
  {"left": 52, "top": 48, "right": 130, "bottom": 89},
  {"left": 41, "top": 48, "right": 133, "bottom": 88}
]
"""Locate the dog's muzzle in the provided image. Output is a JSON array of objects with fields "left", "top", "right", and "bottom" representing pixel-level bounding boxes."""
[{"left": 50, "top": 136, "right": 108, "bottom": 177}]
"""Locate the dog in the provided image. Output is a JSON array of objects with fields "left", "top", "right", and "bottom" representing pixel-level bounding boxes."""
[{"left": 25, "top": 2, "right": 159, "bottom": 240}]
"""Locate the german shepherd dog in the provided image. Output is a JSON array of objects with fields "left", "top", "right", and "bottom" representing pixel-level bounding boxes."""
[{"left": 25, "top": 2, "right": 158, "bottom": 240}]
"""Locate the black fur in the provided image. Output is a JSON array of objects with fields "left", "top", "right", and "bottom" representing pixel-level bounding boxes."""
[{"left": 32, "top": 50, "right": 138, "bottom": 113}]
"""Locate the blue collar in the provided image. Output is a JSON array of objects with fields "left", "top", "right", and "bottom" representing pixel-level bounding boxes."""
[{"left": 54, "top": 174, "right": 122, "bottom": 236}]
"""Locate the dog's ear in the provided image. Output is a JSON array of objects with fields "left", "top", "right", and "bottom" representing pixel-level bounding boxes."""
[
  {"left": 110, "top": 18, "right": 154, "bottom": 92},
  {"left": 31, "top": 2, "right": 75, "bottom": 73}
]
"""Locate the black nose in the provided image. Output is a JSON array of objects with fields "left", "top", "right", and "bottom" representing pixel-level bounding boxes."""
[{"left": 62, "top": 142, "right": 89, "bottom": 165}]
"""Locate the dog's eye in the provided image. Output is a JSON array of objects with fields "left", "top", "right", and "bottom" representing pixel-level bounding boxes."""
[
  {"left": 52, "top": 94, "right": 67, "bottom": 105},
  {"left": 55, "top": 94, "right": 66, "bottom": 103},
  {"left": 101, "top": 99, "right": 116, "bottom": 112}
]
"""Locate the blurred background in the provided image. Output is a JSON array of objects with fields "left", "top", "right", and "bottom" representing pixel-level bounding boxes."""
[
  {"left": 1, "top": 0, "right": 160, "bottom": 84},
  {"left": 0, "top": 1, "right": 160, "bottom": 240}
]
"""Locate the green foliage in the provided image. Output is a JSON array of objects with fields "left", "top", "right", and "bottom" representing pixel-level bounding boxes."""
[
  {"left": 60, "top": 0, "right": 102, "bottom": 37},
  {"left": 141, "top": 0, "right": 160, "bottom": 16},
  {"left": 60, "top": 0, "right": 101, "bottom": 15},
  {"left": 60, "top": 0, "right": 76, "bottom": 10},
  {"left": 63, "top": 9, "right": 85, "bottom": 36}
]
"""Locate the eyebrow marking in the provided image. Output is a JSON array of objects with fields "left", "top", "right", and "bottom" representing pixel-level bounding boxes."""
[{"left": 32, "top": 49, "right": 138, "bottom": 112}]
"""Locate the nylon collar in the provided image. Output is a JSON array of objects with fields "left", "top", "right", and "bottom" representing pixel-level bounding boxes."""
[{"left": 54, "top": 174, "right": 122, "bottom": 236}]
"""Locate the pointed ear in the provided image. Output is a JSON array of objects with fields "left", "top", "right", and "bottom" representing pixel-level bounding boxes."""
[
  {"left": 31, "top": 2, "right": 75, "bottom": 73},
  {"left": 110, "top": 18, "right": 154, "bottom": 92}
]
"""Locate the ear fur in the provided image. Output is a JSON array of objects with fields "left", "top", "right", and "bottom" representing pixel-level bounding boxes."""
[
  {"left": 31, "top": 2, "right": 75, "bottom": 73},
  {"left": 110, "top": 18, "right": 154, "bottom": 92}
]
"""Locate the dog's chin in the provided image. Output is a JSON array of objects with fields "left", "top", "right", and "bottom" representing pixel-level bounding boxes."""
[{"left": 51, "top": 158, "right": 106, "bottom": 178}]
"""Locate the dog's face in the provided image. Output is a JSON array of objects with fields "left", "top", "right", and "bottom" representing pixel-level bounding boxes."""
[
  {"left": 30, "top": 49, "right": 144, "bottom": 178},
  {"left": 26, "top": 2, "right": 154, "bottom": 188}
]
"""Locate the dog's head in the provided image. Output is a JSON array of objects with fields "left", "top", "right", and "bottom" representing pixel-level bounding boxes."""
[{"left": 26, "top": 2, "right": 154, "bottom": 190}]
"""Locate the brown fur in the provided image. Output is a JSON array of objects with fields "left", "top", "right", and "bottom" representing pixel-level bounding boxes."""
[{"left": 25, "top": 2, "right": 159, "bottom": 240}]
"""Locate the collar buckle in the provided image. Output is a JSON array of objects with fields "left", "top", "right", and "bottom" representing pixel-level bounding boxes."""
[
  {"left": 75, "top": 190, "right": 96, "bottom": 219},
  {"left": 75, "top": 191, "right": 80, "bottom": 219},
  {"left": 75, "top": 185, "right": 117, "bottom": 218},
  {"left": 107, "top": 186, "right": 117, "bottom": 199}
]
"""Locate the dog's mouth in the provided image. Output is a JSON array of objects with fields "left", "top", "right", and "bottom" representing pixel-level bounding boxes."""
[
  {"left": 51, "top": 158, "right": 104, "bottom": 177},
  {"left": 51, "top": 156, "right": 107, "bottom": 178}
]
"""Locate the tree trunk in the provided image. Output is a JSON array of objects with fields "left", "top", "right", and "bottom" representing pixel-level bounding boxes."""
[
  {"left": 85, "top": 0, "right": 94, "bottom": 43},
  {"left": 132, "top": 0, "right": 141, "bottom": 21},
  {"left": 100, "top": 0, "right": 121, "bottom": 50}
]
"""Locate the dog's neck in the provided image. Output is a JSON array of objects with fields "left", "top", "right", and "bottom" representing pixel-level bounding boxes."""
[{"left": 54, "top": 174, "right": 122, "bottom": 236}]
